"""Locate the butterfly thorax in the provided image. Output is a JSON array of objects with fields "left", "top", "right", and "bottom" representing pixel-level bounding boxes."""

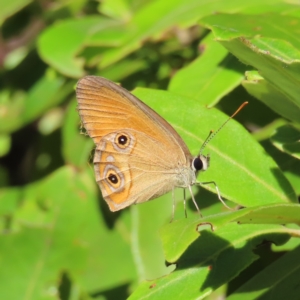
[{"left": 175, "top": 166, "right": 197, "bottom": 188}]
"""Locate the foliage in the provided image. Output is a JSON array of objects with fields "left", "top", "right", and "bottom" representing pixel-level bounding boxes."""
[{"left": 1, "top": 0, "right": 300, "bottom": 299}]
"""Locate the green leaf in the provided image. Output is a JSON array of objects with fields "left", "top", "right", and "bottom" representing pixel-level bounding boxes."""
[
  {"left": 132, "top": 88, "right": 296, "bottom": 207},
  {"left": 169, "top": 33, "right": 245, "bottom": 106},
  {"left": 251, "top": 119, "right": 288, "bottom": 142},
  {"left": 23, "top": 74, "right": 71, "bottom": 123},
  {"left": 38, "top": 17, "right": 122, "bottom": 78},
  {"left": 3, "top": 2, "right": 300, "bottom": 298},
  {"left": 129, "top": 201, "right": 175, "bottom": 281},
  {"left": 38, "top": 0, "right": 293, "bottom": 74},
  {"left": 0, "top": 72, "right": 72, "bottom": 133},
  {"left": 200, "top": 13, "right": 300, "bottom": 124},
  {"left": 100, "top": 0, "right": 131, "bottom": 21},
  {"left": 227, "top": 244, "right": 300, "bottom": 300},
  {"left": 284, "top": 159, "right": 300, "bottom": 195},
  {"left": 243, "top": 71, "right": 300, "bottom": 124},
  {"left": 0, "top": 187, "right": 21, "bottom": 215},
  {"left": 100, "top": 0, "right": 288, "bottom": 67},
  {"left": 271, "top": 125, "right": 300, "bottom": 160},
  {"left": 129, "top": 223, "right": 293, "bottom": 300},
  {"left": 97, "top": 58, "right": 147, "bottom": 82},
  {"left": 160, "top": 203, "right": 300, "bottom": 262},
  {"left": 0, "top": 89, "right": 25, "bottom": 133},
  {"left": 0, "top": 167, "right": 137, "bottom": 298},
  {"left": 0, "top": 0, "right": 31, "bottom": 24}
]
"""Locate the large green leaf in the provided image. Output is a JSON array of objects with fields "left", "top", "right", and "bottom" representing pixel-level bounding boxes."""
[
  {"left": 0, "top": 0, "right": 31, "bottom": 24},
  {"left": 37, "top": 0, "right": 291, "bottom": 75},
  {"left": 200, "top": 13, "right": 300, "bottom": 124},
  {"left": 227, "top": 244, "right": 300, "bottom": 300},
  {"left": 169, "top": 33, "right": 245, "bottom": 106},
  {"left": 38, "top": 17, "right": 122, "bottom": 78},
  {"left": 100, "top": 0, "right": 289, "bottom": 67},
  {"left": 161, "top": 203, "right": 300, "bottom": 262},
  {"left": 0, "top": 167, "right": 137, "bottom": 298},
  {"left": 3, "top": 2, "right": 300, "bottom": 299},
  {"left": 132, "top": 88, "right": 296, "bottom": 207},
  {"left": 0, "top": 73, "right": 71, "bottom": 133},
  {"left": 271, "top": 125, "right": 300, "bottom": 160},
  {"left": 129, "top": 223, "right": 294, "bottom": 300},
  {"left": 0, "top": 187, "right": 21, "bottom": 215},
  {"left": 243, "top": 71, "right": 300, "bottom": 124}
]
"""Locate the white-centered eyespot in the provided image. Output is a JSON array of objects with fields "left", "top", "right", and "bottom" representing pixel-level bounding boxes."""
[{"left": 103, "top": 164, "right": 125, "bottom": 192}]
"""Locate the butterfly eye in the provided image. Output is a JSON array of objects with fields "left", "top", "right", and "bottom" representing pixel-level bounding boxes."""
[
  {"left": 192, "top": 156, "right": 203, "bottom": 171},
  {"left": 192, "top": 155, "right": 209, "bottom": 172},
  {"left": 115, "top": 133, "right": 131, "bottom": 149}
]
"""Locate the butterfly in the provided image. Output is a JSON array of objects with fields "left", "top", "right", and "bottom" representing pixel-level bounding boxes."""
[{"left": 76, "top": 76, "right": 247, "bottom": 217}]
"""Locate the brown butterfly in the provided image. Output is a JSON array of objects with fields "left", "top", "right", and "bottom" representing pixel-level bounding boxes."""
[{"left": 76, "top": 76, "right": 247, "bottom": 216}]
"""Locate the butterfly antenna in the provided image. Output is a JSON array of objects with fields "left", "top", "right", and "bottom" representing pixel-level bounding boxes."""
[{"left": 199, "top": 102, "right": 248, "bottom": 155}]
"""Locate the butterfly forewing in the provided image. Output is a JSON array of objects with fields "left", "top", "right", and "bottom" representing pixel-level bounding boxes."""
[{"left": 76, "top": 76, "right": 190, "bottom": 153}]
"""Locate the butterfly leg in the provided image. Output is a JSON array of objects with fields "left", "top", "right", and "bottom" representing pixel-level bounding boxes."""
[
  {"left": 188, "top": 185, "right": 202, "bottom": 217},
  {"left": 199, "top": 181, "right": 233, "bottom": 210},
  {"left": 183, "top": 189, "right": 187, "bottom": 218}
]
